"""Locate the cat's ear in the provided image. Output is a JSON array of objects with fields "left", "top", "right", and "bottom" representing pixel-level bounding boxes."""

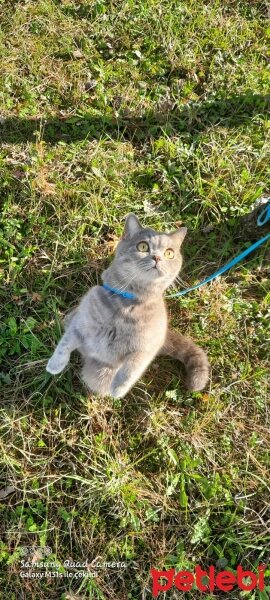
[
  {"left": 169, "top": 227, "right": 187, "bottom": 246},
  {"left": 122, "top": 213, "right": 143, "bottom": 239}
]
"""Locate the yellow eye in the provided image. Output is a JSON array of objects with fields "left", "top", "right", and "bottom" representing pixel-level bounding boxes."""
[
  {"left": 137, "top": 241, "right": 149, "bottom": 252},
  {"left": 164, "top": 248, "right": 175, "bottom": 259}
]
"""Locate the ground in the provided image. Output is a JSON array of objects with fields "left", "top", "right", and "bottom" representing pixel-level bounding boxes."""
[{"left": 0, "top": 1, "right": 270, "bottom": 598}]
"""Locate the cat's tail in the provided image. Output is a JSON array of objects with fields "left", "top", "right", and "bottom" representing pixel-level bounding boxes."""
[{"left": 159, "top": 329, "right": 210, "bottom": 391}]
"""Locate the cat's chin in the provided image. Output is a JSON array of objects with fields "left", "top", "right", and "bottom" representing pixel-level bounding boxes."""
[
  {"left": 141, "top": 267, "right": 161, "bottom": 280},
  {"left": 140, "top": 268, "right": 171, "bottom": 288},
  {"left": 151, "top": 267, "right": 167, "bottom": 279}
]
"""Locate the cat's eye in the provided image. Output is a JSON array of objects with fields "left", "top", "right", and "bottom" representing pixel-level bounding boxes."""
[
  {"left": 137, "top": 241, "right": 150, "bottom": 252},
  {"left": 164, "top": 248, "right": 175, "bottom": 259}
]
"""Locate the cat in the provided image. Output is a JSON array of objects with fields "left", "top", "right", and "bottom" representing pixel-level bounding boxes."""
[{"left": 46, "top": 213, "right": 209, "bottom": 398}]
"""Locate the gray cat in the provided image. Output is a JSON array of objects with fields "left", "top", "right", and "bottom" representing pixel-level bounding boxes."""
[{"left": 46, "top": 213, "right": 209, "bottom": 398}]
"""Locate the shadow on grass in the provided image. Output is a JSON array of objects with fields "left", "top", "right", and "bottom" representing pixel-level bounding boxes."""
[
  {"left": 0, "top": 92, "right": 269, "bottom": 145},
  {"left": 55, "top": 0, "right": 270, "bottom": 21},
  {"left": 1, "top": 89, "right": 269, "bottom": 308}
]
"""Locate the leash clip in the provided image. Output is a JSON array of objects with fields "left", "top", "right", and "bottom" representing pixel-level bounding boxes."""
[{"left": 257, "top": 198, "right": 270, "bottom": 227}]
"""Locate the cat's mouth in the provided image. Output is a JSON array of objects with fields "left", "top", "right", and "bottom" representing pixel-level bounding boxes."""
[
  {"left": 143, "top": 263, "right": 163, "bottom": 277},
  {"left": 150, "top": 264, "right": 163, "bottom": 276}
]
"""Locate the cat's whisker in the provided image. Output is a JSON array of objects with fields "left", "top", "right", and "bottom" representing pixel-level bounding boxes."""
[
  {"left": 109, "top": 266, "right": 139, "bottom": 289},
  {"left": 112, "top": 270, "right": 139, "bottom": 293},
  {"left": 173, "top": 276, "right": 189, "bottom": 289},
  {"left": 174, "top": 274, "right": 187, "bottom": 285}
]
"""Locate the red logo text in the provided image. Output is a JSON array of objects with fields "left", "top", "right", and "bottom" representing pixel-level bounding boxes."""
[{"left": 151, "top": 565, "right": 266, "bottom": 597}]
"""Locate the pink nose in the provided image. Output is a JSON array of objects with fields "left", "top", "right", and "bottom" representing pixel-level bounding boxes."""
[{"left": 152, "top": 255, "right": 161, "bottom": 263}]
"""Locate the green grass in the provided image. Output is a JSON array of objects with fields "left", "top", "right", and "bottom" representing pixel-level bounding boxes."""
[{"left": 0, "top": 0, "right": 270, "bottom": 598}]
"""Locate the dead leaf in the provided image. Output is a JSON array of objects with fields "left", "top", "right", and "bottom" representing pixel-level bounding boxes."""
[
  {"left": 32, "top": 167, "right": 56, "bottom": 196},
  {"left": 13, "top": 169, "right": 25, "bottom": 180},
  {"left": 31, "top": 293, "right": 42, "bottom": 302},
  {"left": 72, "top": 49, "right": 84, "bottom": 59},
  {"left": 0, "top": 486, "right": 16, "bottom": 499}
]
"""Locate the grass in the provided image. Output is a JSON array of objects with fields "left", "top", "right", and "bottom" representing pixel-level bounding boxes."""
[{"left": 0, "top": 0, "right": 270, "bottom": 598}]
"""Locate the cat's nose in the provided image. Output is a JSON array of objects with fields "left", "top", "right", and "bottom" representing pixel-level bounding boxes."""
[{"left": 152, "top": 255, "right": 161, "bottom": 263}]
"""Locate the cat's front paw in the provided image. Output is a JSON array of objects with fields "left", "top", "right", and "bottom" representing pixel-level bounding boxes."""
[
  {"left": 46, "top": 352, "right": 69, "bottom": 375},
  {"left": 110, "top": 383, "right": 129, "bottom": 399}
]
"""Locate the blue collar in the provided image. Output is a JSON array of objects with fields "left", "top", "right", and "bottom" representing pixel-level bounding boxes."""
[{"left": 102, "top": 282, "right": 137, "bottom": 300}]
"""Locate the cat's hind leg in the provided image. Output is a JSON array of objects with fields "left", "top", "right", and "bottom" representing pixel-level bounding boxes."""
[
  {"left": 110, "top": 351, "right": 155, "bottom": 399},
  {"left": 81, "top": 358, "right": 118, "bottom": 397}
]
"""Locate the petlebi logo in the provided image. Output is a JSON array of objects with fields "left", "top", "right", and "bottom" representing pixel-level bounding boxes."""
[{"left": 151, "top": 564, "right": 266, "bottom": 596}]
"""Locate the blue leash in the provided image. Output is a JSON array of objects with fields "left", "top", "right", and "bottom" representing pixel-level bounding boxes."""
[{"left": 167, "top": 200, "right": 270, "bottom": 298}]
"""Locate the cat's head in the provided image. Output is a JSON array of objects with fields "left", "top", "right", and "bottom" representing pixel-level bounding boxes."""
[{"left": 109, "top": 213, "right": 187, "bottom": 293}]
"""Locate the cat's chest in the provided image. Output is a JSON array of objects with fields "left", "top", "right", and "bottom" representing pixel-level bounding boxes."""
[
  {"left": 92, "top": 288, "right": 167, "bottom": 338},
  {"left": 84, "top": 294, "right": 167, "bottom": 356},
  {"left": 114, "top": 301, "right": 167, "bottom": 337}
]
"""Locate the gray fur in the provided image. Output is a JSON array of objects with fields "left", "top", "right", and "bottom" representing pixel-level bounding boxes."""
[{"left": 46, "top": 213, "right": 209, "bottom": 398}]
